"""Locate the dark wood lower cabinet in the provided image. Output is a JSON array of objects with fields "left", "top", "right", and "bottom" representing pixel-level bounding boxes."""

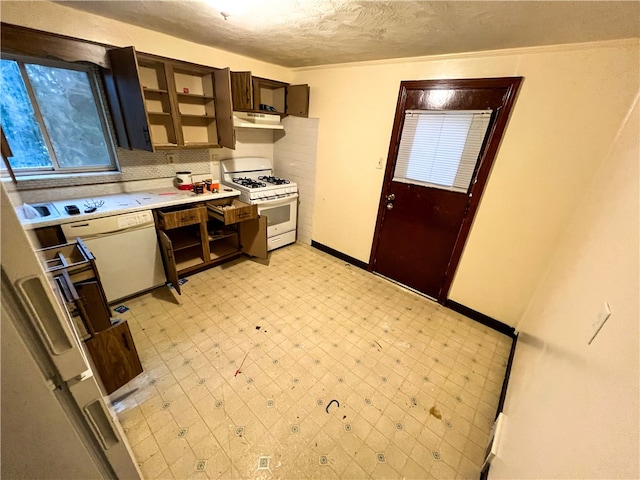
[
  {"left": 85, "top": 321, "right": 143, "bottom": 395},
  {"left": 154, "top": 200, "right": 267, "bottom": 295}
]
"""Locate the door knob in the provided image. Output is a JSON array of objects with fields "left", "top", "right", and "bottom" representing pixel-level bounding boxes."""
[
  {"left": 386, "top": 203, "right": 394, "bottom": 210},
  {"left": 386, "top": 193, "right": 395, "bottom": 201}
]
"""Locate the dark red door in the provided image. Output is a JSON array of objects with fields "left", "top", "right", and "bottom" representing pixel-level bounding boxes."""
[{"left": 370, "top": 78, "right": 522, "bottom": 302}]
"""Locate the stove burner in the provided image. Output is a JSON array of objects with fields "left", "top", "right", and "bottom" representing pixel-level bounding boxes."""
[
  {"left": 232, "top": 177, "right": 267, "bottom": 189},
  {"left": 258, "top": 175, "right": 291, "bottom": 185}
]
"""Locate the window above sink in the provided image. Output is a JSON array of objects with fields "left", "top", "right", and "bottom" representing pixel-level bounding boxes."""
[{"left": 0, "top": 54, "right": 120, "bottom": 179}]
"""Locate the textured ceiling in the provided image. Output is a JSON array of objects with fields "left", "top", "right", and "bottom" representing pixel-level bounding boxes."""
[{"left": 56, "top": 0, "right": 640, "bottom": 68}]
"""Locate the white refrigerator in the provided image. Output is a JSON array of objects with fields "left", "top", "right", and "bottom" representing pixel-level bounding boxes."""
[{"left": 1, "top": 184, "right": 141, "bottom": 479}]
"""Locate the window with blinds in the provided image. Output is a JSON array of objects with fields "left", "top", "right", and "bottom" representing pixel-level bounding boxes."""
[{"left": 393, "top": 110, "right": 492, "bottom": 193}]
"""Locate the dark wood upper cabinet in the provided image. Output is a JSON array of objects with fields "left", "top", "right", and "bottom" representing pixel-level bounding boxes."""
[
  {"left": 108, "top": 47, "right": 236, "bottom": 151},
  {"left": 230, "top": 71, "right": 253, "bottom": 111},
  {"left": 286, "top": 84, "right": 311, "bottom": 117},
  {"left": 0, "top": 126, "right": 16, "bottom": 183},
  {"left": 213, "top": 68, "right": 235, "bottom": 149},
  {"left": 231, "top": 72, "right": 310, "bottom": 118},
  {"left": 108, "top": 47, "right": 153, "bottom": 151},
  {"left": 0, "top": 25, "right": 237, "bottom": 149}
]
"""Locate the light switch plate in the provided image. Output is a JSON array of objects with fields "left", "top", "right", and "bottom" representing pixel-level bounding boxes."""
[{"left": 588, "top": 302, "right": 611, "bottom": 345}]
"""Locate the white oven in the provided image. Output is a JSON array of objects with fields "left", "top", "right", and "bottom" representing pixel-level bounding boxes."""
[
  {"left": 219, "top": 157, "right": 299, "bottom": 251},
  {"left": 253, "top": 193, "right": 298, "bottom": 250}
]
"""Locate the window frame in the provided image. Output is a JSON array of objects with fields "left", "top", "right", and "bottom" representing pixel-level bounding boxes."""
[{"left": 1, "top": 53, "right": 119, "bottom": 177}]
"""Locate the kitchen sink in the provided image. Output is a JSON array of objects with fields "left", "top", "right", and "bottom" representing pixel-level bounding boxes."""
[
  {"left": 18, "top": 202, "right": 60, "bottom": 220},
  {"left": 33, "top": 204, "right": 57, "bottom": 217}
]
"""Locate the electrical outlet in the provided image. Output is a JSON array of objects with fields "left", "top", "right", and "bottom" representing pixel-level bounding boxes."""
[
  {"left": 166, "top": 153, "right": 176, "bottom": 164},
  {"left": 210, "top": 152, "right": 219, "bottom": 162},
  {"left": 588, "top": 301, "right": 611, "bottom": 345},
  {"left": 377, "top": 157, "right": 384, "bottom": 169}
]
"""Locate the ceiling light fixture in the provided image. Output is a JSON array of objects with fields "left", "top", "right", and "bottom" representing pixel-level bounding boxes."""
[{"left": 207, "top": 0, "right": 255, "bottom": 20}]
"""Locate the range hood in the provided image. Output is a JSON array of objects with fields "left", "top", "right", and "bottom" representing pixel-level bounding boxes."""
[{"left": 233, "top": 111, "right": 284, "bottom": 130}]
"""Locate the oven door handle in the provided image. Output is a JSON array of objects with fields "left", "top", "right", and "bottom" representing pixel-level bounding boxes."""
[{"left": 253, "top": 193, "right": 298, "bottom": 206}]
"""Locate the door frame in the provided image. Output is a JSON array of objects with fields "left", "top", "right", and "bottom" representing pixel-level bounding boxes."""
[{"left": 369, "top": 77, "right": 523, "bottom": 303}]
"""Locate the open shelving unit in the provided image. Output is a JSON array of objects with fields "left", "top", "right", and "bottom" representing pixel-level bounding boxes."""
[
  {"left": 108, "top": 46, "right": 235, "bottom": 151},
  {"left": 230, "top": 71, "right": 310, "bottom": 117},
  {"left": 138, "top": 57, "right": 178, "bottom": 147},
  {"left": 174, "top": 67, "right": 219, "bottom": 146}
]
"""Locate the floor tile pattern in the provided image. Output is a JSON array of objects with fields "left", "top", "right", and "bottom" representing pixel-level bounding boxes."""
[{"left": 110, "top": 244, "right": 512, "bottom": 479}]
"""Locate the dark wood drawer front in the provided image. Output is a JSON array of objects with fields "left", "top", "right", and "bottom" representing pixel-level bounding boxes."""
[
  {"left": 157, "top": 206, "right": 206, "bottom": 229},
  {"left": 75, "top": 281, "right": 112, "bottom": 334},
  {"left": 85, "top": 321, "right": 143, "bottom": 395},
  {"left": 207, "top": 200, "right": 257, "bottom": 225}
]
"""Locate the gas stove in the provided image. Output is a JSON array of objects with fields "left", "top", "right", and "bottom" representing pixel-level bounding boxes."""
[
  {"left": 258, "top": 175, "right": 290, "bottom": 185},
  {"left": 220, "top": 157, "right": 298, "bottom": 203},
  {"left": 232, "top": 177, "right": 267, "bottom": 189},
  {"left": 220, "top": 157, "right": 298, "bottom": 251}
]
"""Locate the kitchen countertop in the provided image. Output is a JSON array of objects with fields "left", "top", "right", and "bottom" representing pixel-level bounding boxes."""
[{"left": 17, "top": 187, "right": 241, "bottom": 230}]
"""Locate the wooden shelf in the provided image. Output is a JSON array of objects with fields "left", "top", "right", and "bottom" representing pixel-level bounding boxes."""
[
  {"left": 153, "top": 143, "right": 179, "bottom": 148},
  {"left": 175, "top": 246, "right": 205, "bottom": 270},
  {"left": 207, "top": 229, "right": 236, "bottom": 242},
  {"left": 166, "top": 228, "right": 201, "bottom": 251},
  {"left": 143, "top": 87, "right": 168, "bottom": 94},
  {"left": 210, "top": 236, "right": 239, "bottom": 260},
  {"left": 183, "top": 141, "right": 215, "bottom": 147},
  {"left": 180, "top": 113, "right": 215, "bottom": 119},
  {"left": 177, "top": 92, "right": 214, "bottom": 99},
  {"left": 147, "top": 111, "right": 171, "bottom": 116}
]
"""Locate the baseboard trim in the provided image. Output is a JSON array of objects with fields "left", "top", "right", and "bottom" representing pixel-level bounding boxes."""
[
  {"left": 497, "top": 333, "right": 518, "bottom": 416},
  {"left": 310, "top": 241, "right": 369, "bottom": 270},
  {"left": 309, "top": 242, "right": 516, "bottom": 339},
  {"left": 481, "top": 333, "right": 519, "bottom": 480},
  {"left": 445, "top": 300, "right": 516, "bottom": 338}
]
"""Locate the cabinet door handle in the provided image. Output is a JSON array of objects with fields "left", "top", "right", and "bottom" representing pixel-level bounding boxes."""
[
  {"left": 143, "top": 127, "right": 151, "bottom": 146},
  {"left": 122, "top": 332, "right": 130, "bottom": 351}
]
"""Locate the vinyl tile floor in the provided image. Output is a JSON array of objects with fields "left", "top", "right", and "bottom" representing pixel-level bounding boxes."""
[{"left": 109, "top": 243, "right": 512, "bottom": 479}]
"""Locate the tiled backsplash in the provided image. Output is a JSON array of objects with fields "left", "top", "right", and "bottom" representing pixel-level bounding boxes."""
[
  {"left": 15, "top": 129, "right": 275, "bottom": 204},
  {"left": 274, "top": 116, "right": 319, "bottom": 245}
]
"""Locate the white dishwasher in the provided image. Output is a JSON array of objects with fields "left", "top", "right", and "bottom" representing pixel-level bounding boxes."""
[{"left": 61, "top": 210, "right": 167, "bottom": 303}]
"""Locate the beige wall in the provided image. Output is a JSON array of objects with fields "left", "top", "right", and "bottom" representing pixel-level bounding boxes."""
[
  {"left": 291, "top": 40, "right": 639, "bottom": 325},
  {"left": 4, "top": 4, "right": 640, "bottom": 475},
  {"left": 4, "top": 1, "right": 638, "bottom": 329},
  {"left": 1, "top": 0, "right": 291, "bottom": 81},
  {"left": 490, "top": 94, "right": 639, "bottom": 478}
]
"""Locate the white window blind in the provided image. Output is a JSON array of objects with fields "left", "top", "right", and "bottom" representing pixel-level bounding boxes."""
[{"left": 393, "top": 109, "right": 492, "bottom": 193}]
